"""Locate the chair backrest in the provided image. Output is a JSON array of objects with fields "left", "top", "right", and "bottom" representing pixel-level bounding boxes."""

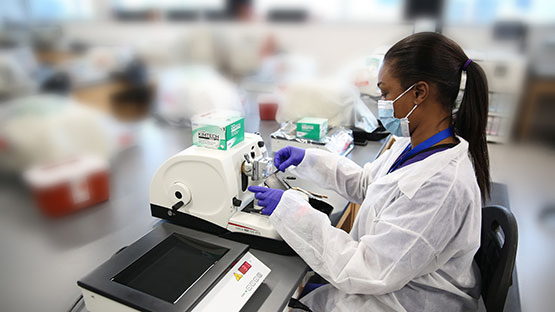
[{"left": 475, "top": 205, "right": 518, "bottom": 312}]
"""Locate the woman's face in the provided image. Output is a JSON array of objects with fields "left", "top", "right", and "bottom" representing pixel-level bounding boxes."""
[{"left": 377, "top": 62, "right": 416, "bottom": 119}]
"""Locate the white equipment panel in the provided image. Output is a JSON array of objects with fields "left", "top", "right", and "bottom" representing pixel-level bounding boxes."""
[{"left": 193, "top": 252, "right": 270, "bottom": 312}]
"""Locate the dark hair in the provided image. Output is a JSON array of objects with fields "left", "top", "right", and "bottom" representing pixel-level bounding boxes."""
[{"left": 384, "top": 32, "right": 490, "bottom": 201}]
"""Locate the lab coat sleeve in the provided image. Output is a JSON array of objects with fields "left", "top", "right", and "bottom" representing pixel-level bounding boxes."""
[
  {"left": 270, "top": 175, "right": 473, "bottom": 296},
  {"left": 288, "top": 148, "right": 391, "bottom": 204}
]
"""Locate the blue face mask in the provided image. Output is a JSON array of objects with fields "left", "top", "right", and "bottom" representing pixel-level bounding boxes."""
[{"left": 378, "top": 84, "right": 417, "bottom": 137}]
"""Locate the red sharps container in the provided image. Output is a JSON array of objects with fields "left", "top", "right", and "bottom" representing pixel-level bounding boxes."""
[
  {"left": 257, "top": 93, "right": 281, "bottom": 121},
  {"left": 24, "top": 156, "right": 110, "bottom": 217}
]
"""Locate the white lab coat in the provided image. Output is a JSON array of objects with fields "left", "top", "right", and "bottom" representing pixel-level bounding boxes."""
[{"left": 269, "top": 137, "right": 482, "bottom": 312}]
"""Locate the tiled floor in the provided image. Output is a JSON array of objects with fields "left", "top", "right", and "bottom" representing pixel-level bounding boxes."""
[{"left": 488, "top": 142, "right": 555, "bottom": 312}]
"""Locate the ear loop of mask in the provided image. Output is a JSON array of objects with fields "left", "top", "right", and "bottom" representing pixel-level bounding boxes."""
[
  {"left": 399, "top": 84, "right": 419, "bottom": 137},
  {"left": 404, "top": 103, "right": 418, "bottom": 119},
  {"left": 392, "top": 83, "right": 416, "bottom": 103}
]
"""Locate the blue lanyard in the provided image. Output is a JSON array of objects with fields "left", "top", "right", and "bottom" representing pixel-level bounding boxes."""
[{"left": 388, "top": 128, "right": 454, "bottom": 174}]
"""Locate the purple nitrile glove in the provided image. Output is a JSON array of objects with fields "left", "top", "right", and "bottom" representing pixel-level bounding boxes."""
[
  {"left": 274, "top": 146, "right": 306, "bottom": 172},
  {"left": 248, "top": 186, "right": 284, "bottom": 216}
]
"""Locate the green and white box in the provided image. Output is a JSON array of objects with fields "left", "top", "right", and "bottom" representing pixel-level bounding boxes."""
[
  {"left": 296, "top": 117, "right": 328, "bottom": 141},
  {"left": 192, "top": 111, "right": 245, "bottom": 150}
]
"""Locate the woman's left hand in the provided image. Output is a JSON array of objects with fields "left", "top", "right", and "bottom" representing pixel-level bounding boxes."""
[{"left": 248, "top": 186, "right": 284, "bottom": 215}]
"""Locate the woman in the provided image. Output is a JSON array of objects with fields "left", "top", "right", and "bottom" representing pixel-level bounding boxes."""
[{"left": 249, "top": 32, "right": 489, "bottom": 311}]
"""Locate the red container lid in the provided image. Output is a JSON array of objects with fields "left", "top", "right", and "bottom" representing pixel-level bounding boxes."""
[{"left": 24, "top": 156, "right": 110, "bottom": 188}]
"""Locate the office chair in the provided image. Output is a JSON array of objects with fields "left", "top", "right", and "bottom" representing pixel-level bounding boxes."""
[{"left": 475, "top": 205, "right": 518, "bottom": 312}]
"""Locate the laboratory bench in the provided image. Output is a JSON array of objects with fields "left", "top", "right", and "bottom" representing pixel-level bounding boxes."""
[{"left": 0, "top": 116, "right": 384, "bottom": 312}]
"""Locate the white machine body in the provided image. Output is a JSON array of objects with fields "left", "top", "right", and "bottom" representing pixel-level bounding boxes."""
[
  {"left": 150, "top": 133, "right": 281, "bottom": 240},
  {"left": 79, "top": 252, "right": 270, "bottom": 312}
]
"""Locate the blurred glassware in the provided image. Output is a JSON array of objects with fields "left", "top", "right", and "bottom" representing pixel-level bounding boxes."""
[
  {"left": 0, "top": 47, "right": 41, "bottom": 100},
  {"left": 276, "top": 79, "right": 379, "bottom": 133},
  {"left": 154, "top": 65, "right": 244, "bottom": 127},
  {"left": 336, "top": 54, "right": 384, "bottom": 98},
  {"left": 241, "top": 54, "right": 317, "bottom": 94}
]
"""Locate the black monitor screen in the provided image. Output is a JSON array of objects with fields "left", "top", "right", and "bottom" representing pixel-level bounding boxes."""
[{"left": 112, "top": 233, "right": 229, "bottom": 303}]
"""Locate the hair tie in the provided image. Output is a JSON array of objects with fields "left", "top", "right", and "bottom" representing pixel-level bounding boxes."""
[{"left": 462, "top": 59, "right": 472, "bottom": 71}]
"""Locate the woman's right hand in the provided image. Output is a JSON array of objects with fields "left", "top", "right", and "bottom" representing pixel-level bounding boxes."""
[{"left": 274, "top": 146, "right": 306, "bottom": 172}]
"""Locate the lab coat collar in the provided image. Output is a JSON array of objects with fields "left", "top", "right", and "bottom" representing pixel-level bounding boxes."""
[{"left": 392, "top": 136, "right": 470, "bottom": 199}]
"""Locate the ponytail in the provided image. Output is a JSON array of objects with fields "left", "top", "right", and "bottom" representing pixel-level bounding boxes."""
[
  {"left": 384, "top": 32, "right": 491, "bottom": 202},
  {"left": 455, "top": 61, "right": 491, "bottom": 201}
]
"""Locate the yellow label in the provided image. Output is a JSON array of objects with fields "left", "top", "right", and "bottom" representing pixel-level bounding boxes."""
[{"left": 234, "top": 273, "right": 243, "bottom": 281}]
